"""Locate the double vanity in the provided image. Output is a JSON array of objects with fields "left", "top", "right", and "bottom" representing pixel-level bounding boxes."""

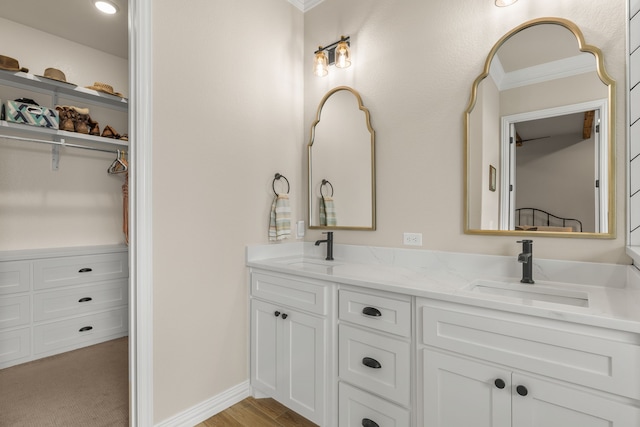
[{"left": 247, "top": 242, "right": 640, "bottom": 427}]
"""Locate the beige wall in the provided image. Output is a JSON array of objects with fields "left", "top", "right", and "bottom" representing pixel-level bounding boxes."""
[
  {"left": 304, "top": 0, "right": 627, "bottom": 263},
  {"left": 0, "top": 18, "right": 128, "bottom": 251},
  {"left": 151, "top": 0, "right": 304, "bottom": 422}
]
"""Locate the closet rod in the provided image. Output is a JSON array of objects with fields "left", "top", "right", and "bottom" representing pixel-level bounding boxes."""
[{"left": 0, "top": 133, "right": 125, "bottom": 154}]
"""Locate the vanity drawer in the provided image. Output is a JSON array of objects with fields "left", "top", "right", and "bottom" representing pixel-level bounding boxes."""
[
  {"left": 339, "top": 382, "right": 410, "bottom": 427},
  {"left": 0, "top": 327, "right": 30, "bottom": 368},
  {"left": 419, "top": 299, "right": 640, "bottom": 400},
  {"left": 339, "top": 324, "right": 410, "bottom": 406},
  {"left": 251, "top": 271, "right": 329, "bottom": 315},
  {"left": 0, "top": 295, "right": 30, "bottom": 329},
  {"left": 339, "top": 288, "right": 411, "bottom": 337},
  {"left": 33, "top": 307, "right": 128, "bottom": 356},
  {"left": 33, "top": 252, "right": 129, "bottom": 290},
  {"left": 0, "top": 261, "right": 30, "bottom": 295},
  {"left": 33, "top": 279, "right": 128, "bottom": 322}
]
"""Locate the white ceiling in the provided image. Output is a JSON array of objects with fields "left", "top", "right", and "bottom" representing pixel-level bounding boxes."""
[{"left": 0, "top": 0, "right": 129, "bottom": 59}]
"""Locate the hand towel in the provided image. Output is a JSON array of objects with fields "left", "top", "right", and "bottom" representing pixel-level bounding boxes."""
[
  {"left": 269, "top": 194, "right": 291, "bottom": 241},
  {"left": 319, "top": 196, "right": 337, "bottom": 226}
]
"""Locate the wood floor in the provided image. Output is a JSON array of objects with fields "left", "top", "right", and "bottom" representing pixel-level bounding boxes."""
[{"left": 196, "top": 397, "right": 319, "bottom": 427}]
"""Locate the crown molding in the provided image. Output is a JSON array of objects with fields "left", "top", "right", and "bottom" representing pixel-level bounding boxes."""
[{"left": 288, "top": 0, "right": 325, "bottom": 12}]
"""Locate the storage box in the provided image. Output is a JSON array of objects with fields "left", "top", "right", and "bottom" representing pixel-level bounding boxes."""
[{"left": 3, "top": 100, "right": 59, "bottom": 128}]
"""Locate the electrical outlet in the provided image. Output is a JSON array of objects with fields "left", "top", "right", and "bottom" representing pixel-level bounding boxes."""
[{"left": 403, "top": 232, "right": 423, "bottom": 246}]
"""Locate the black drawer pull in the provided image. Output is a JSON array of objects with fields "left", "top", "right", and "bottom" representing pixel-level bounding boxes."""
[
  {"left": 362, "top": 418, "right": 379, "bottom": 427},
  {"left": 362, "top": 306, "right": 382, "bottom": 317},
  {"left": 78, "top": 268, "right": 93, "bottom": 273},
  {"left": 494, "top": 378, "right": 506, "bottom": 389},
  {"left": 516, "top": 385, "right": 528, "bottom": 396},
  {"left": 78, "top": 297, "right": 93, "bottom": 303},
  {"left": 79, "top": 326, "right": 93, "bottom": 332},
  {"left": 362, "top": 357, "right": 382, "bottom": 369}
]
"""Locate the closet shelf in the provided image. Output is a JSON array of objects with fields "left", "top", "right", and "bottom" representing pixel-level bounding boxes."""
[
  {"left": 0, "top": 69, "right": 127, "bottom": 111},
  {"left": 0, "top": 120, "right": 129, "bottom": 148}
]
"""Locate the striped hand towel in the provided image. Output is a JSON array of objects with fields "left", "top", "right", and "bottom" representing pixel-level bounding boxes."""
[
  {"left": 319, "top": 196, "right": 337, "bottom": 226},
  {"left": 269, "top": 194, "right": 291, "bottom": 241}
]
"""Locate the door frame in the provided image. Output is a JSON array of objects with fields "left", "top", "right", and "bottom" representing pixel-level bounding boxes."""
[{"left": 129, "top": 0, "right": 154, "bottom": 425}]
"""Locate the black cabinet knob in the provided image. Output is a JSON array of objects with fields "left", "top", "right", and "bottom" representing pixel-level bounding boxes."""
[
  {"left": 494, "top": 378, "right": 506, "bottom": 389},
  {"left": 362, "top": 306, "right": 382, "bottom": 317},
  {"left": 362, "top": 418, "right": 379, "bottom": 427},
  {"left": 78, "top": 297, "right": 93, "bottom": 303},
  {"left": 78, "top": 267, "right": 93, "bottom": 273},
  {"left": 281, "top": 313, "right": 288, "bottom": 320},
  {"left": 274, "top": 311, "right": 281, "bottom": 317},
  {"left": 516, "top": 385, "right": 528, "bottom": 396},
  {"left": 79, "top": 326, "right": 93, "bottom": 332},
  {"left": 362, "top": 357, "right": 382, "bottom": 369}
]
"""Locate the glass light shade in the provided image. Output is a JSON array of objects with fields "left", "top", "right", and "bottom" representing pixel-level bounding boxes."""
[
  {"left": 95, "top": 1, "right": 118, "bottom": 14},
  {"left": 314, "top": 50, "right": 329, "bottom": 77},
  {"left": 335, "top": 40, "right": 351, "bottom": 69},
  {"left": 495, "top": 0, "right": 518, "bottom": 6}
]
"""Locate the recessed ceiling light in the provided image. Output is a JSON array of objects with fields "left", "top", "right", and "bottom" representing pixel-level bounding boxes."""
[{"left": 94, "top": 0, "right": 119, "bottom": 14}]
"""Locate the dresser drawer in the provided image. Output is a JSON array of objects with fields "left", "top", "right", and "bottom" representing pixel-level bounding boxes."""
[
  {"left": 0, "top": 327, "right": 30, "bottom": 368},
  {"left": 0, "top": 295, "right": 30, "bottom": 329},
  {"left": 33, "top": 307, "right": 128, "bottom": 356},
  {"left": 339, "top": 382, "right": 410, "bottom": 427},
  {"left": 251, "top": 271, "right": 329, "bottom": 315},
  {"left": 419, "top": 299, "right": 640, "bottom": 400},
  {"left": 339, "top": 288, "right": 411, "bottom": 337},
  {"left": 33, "top": 252, "right": 128, "bottom": 290},
  {"left": 33, "top": 280, "right": 128, "bottom": 322},
  {"left": 339, "top": 324, "right": 410, "bottom": 406},
  {"left": 0, "top": 261, "right": 30, "bottom": 295}
]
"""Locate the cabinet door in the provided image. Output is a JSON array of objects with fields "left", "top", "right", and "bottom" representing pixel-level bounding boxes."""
[
  {"left": 251, "top": 299, "right": 281, "bottom": 396},
  {"left": 282, "top": 307, "right": 326, "bottom": 426},
  {"left": 422, "top": 349, "right": 511, "bottom": 427},
  {"left": 512, "top": 374, "right": 640, "bottom": 427}
]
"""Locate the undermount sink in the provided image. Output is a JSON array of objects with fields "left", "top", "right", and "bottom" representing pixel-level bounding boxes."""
[
  {"left": 466, "top": 279, "right": 590, "bottom": 307},
  {"left": 281, "top": 258, "right": 342, "bottom": 272}
]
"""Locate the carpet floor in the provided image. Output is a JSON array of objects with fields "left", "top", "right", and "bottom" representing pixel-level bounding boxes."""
[{"left": 0, "top": 337, "right": 129, "bottom": 427}]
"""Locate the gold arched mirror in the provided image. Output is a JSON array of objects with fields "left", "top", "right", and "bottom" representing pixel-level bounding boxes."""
[
  {"left": 464, "top": 17, "right": 615, "bottom": 238},
  {"left": 308, "top": 86, "right": 376, "bottom": 230}
]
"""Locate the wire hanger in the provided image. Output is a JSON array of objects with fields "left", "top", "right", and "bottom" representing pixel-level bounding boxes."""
[{"left": 108, "top": 150, "right": 128, "bottom": 174}]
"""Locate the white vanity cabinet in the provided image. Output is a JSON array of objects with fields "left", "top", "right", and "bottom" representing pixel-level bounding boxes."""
[
  {"left": 417, "top": 299, "right": 640, "bottom": 427},
  {"left": 337, "top": 287, "right": 412, "bottom": 427},
  {"left": 249, "top": 270, "right": 334, "bottom": 426},
  {"left": 0, "top": 246, "right": 129, "bottom": 369}
]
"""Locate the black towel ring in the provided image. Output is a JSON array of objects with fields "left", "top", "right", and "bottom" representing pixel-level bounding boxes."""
[
  {"left": 273, "top": 173, "right": 290, "bottom": 196},
  {"left": 320, "top": 179, "right": 334, "bottom": 197}
]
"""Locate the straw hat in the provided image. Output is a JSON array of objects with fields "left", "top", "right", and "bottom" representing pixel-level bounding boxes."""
[
  {"left": 0, "top": 55, "right": 28, "bottom": 72},
  {"left": 38, "top": 68, "right": 76, "bottom": 86},
  {"left": 85, "top": 81, "right": 124, "bottom": 97}
]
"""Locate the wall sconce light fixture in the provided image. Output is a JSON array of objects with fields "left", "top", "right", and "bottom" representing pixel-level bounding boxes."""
[
  {"left": 314, "top": 36, "right": 351, "bottom": 77},
  {"left": 94, "top": 0, "right": 119, "bottom": 14},
  {"left": 495, "top": 0, "right": 518, "bottom": 6}
]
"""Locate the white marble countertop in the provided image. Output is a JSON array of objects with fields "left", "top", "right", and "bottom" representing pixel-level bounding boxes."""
[{"left": 247, "top": 242, "right": 640, "bottom": 334}]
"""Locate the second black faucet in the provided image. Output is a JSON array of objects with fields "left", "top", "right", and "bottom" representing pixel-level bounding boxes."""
[{"left": 315, "top": 231, "right": 334, "bottom": 261}]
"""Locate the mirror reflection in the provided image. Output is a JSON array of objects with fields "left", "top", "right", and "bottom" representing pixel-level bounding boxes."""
[
  {"left": 308, "top": 86, "right": 376, "bottom": 230},
  {"left": 464, "top": 18, "right": 615, "bottom": 237}
]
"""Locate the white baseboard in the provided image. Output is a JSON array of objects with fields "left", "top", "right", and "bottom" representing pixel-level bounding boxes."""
[{"left": 154, "top": 380, "right": 251, "bottom": 427}]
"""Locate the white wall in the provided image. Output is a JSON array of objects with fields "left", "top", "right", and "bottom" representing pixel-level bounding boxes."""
[
  {"left": 151, "top": 0, "right": 304, "bottom": 422},
  {"left": 0, "top": 18, "right": 128, "bottom": 250},
  {"left": 304, "top": 0, "right": 627, "bottom": 263}
]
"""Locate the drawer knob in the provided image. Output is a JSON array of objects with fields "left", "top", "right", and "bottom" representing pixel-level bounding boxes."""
[
  {"left": 494, "top": 378, "right": 506, "bottom": 389},
  {"left": 281, "top": 313, "right": 288, "bottom": 320},
  {"left": 78, "top": 297, "right": 93, "bottom": 303},
  {"left": 362, "top": 418, "right": 379, "bottom": 427},
  {"left": 362, "top": 306, "right": 382, "bottom": 317},
  {"left": 274, "top": 311, "right": 281, "bottom": 317},
  {"left": 362, "top": 357, "right": 382, "bottom": 369},
  {"left": 79, "top": 326, "right": 93, "bottom": 332},
  {"left": 516, "top": 385, "right": 528, "bottom": 396},
  {"left": 78, "top": 267, "right": 93, "bottom": 273}
]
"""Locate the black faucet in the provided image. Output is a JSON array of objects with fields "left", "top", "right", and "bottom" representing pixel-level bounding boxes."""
[
  {"left": 517, "top": 239, "right": 534, "bottom": 284},
  {"left": 314, "top": 231, "right": 334, "bottom": 261}
]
